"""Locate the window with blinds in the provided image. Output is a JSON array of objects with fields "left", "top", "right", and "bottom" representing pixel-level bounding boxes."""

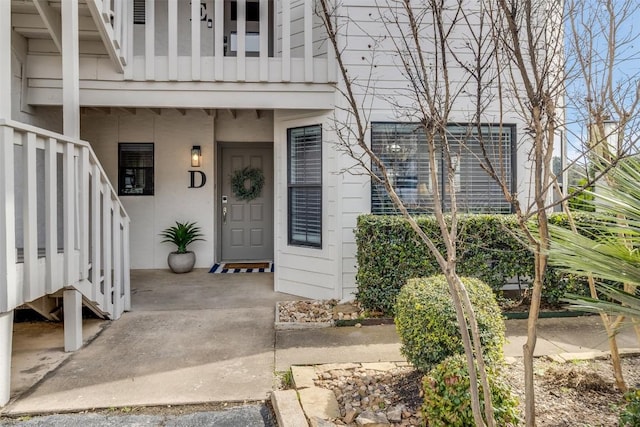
[
  {"left": 371, "top": 123, "right": 514, "bottom": 215},
  {"left": 118, "top": 143, "right": 154, "bottom": 196},
  {"left": 288, "top": 125, "right": 322, "bottom": 248},
  {"left": 133, "top": 0, "right": 145, "bottom": 25}
]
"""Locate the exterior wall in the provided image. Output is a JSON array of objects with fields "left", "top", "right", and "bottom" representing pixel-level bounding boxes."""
[
  {"left": 81, "top": 109, "right": 275, "bottom": 270},
  {"left": 12, "top": 31, "right": 64, "bottom": 251},
  {"left": 82, "top": 110, "right": 213, "bottom": 270},
  {"left": 11, "top": 32, "right": 62, "bottom": 132},
  {"left": 328, "top": 1, "right": 536, "bottom": 299},
  {"left": 274, "top": 110, "right": 342, "bottom": 300}
]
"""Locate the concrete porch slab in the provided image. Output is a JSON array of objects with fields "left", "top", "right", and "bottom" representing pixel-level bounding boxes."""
[{"left": 6, "top": 307, "right": 276, "bottom": 414}]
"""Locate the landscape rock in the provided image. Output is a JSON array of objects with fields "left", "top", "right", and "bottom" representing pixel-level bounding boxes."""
[
  {"left": 299, "top": 387, "right": 341, "bottom": 420},
  {"left": 355, "top": 410, "right": 390, "bottom": 426}
]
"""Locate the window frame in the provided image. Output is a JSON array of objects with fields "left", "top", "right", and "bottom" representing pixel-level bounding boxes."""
[
  {"left": 370, "top": 122, "right": 516, "bottom": 214},
  {"left": 287, "top": 124, "right": 323, "bottom": 248},
  {"left": 118, "top": 142, "right": 155, "bottom": 196}
]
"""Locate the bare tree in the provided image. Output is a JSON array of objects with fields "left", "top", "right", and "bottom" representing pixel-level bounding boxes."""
[
  {"left": 320, "top": 0, "right": 638, "bottom": 425},
  {"left": 562, "top": 0, "right": 640, "bottom": 393},
  {"left": 318, "top": 1, "right": 512, "bottom": 425},
  {"left": 476, "top": 0, "right": 640, "bottom": 425}
]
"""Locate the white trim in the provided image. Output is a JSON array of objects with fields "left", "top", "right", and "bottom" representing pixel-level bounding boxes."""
[
  {"left": 145, "top": 0, "right": 155, "bottom": 80},
  {"left": 62, "top": 0, "right": 80, "bottom": 139},
  {"left": 45, "top": 137, "right": 58, "bottom": 294},
  {"left": 22, "top": 132, "right": 38, "bottom": 301},
  {"left": 168, "top": 0, "right": 178, "bottom": 81},
  {"left": 191, "top": 0, "right": 201, "bottom": 81},
  {"left": 281, "top": 0, "right": 291, "bottom": 82},
  {"left": 0, "top": 127, "right": 16, "bottom": 312},
  {"left": 0, "top": 311, "right": 14, "bottom": 405}
]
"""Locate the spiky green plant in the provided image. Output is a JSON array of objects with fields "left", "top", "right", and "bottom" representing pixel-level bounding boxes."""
[
  {"left": 548, "top": 156, "right": 640, "bottom": 392},
  {"left": 160, "top": 221, "right": 205, "bottom": 254},
  {"left": 548, "top": 157, "right": 640, "bottom": 295}
]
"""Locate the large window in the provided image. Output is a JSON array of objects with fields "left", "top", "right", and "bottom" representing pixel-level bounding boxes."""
[
  {"left": 118, "top": 143, "right": 154, "bottom": 196},
  {"left": 371, "top": 123, "right": 514, "bottom": 214},
  {"left": 288, "top": 125, "right": 322, "bottom": 247}
]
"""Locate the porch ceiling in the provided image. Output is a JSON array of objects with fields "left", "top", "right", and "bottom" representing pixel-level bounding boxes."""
[{"left": 11, "top": 0, "right": 102, "bottom": 42}]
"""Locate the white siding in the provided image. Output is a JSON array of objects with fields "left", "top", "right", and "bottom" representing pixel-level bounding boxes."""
[
  {"left": 327, "top": 1, "right": 535, "bottom": 299},
  {"left": 273, "top": 110, "right": 342, "bottom": 300}
]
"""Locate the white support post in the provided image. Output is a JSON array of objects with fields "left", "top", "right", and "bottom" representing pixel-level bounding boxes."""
[
  {"left": 78, "top": 147, "right": 90, "bottom": 280},
  {"left": 237, "top": 0, "right": 246, "bottom": 82},
  {"left": 191, "top": 0, "right": 201, "bottom": 81},
  {"left": 102, "top": 0, "right": 111, "bottom": 22},
  {"left": 326, "top": 0, "right": 336, "bottom": 83},
  {"left": 112, "top": 212, "right": 122, "bottom": 319},
  {"left": 145, "top": 0, "right": 155, "bottom": 80},
  {"left": 214, "top": 0, "right": 224, "bottom": 80},
  {"left": 91, "top": 164, "right": 101, "bottom": 303},
  {"left": 168, "top": 0, "right": 178, "bottom": 81},
  {"left": 281, "top": 0, "right": 291, "bottom": 82},
  {"left": 102, "top": 189, "right": 113, "bottom": 315},
  {"left": 45, "top": 138, "right": 58, "bottom": 294},
  {"left": 0, "top": 0, "right": 11, "bottom": 119},
  {"left": 259, "top": 0, "right": 268, "bottom": 81},
  {"left": 22, "top": 132, "right": 38, "bottom": 301},
  {"left": 0, "top": 311, "right": 14, "bottom": 406},
  {"left": 62, "top": 0, "right": 80, "bottom": 140},
  {"left": 0, "top": 127, "right": 17, "bottom": 313},
  {"left": 124, "top": 0, "right": 134, "bottom": 79},
  {"left": 304, "top": 0, "right": 313, "bottom": 83},
  {"left": 63, "top": 143, "right": 75, "bottom": 286},
  {"left": 113, "top": 0, "right": 122, "bottom": 49},
  {"left": 63, "top": 289, "right": 82, "bottom": 352},
  {"left": 123, "top": 218, "right": 130, "bottom": 311}
]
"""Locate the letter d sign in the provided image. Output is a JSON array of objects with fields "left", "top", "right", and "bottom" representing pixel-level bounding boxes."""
[{"left": 188, "top": 170, "right": 207, "bottom": 188}]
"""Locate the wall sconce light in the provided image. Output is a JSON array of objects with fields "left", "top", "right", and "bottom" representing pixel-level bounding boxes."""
[{"left": 191, "top": 145, "right": 202, "bottom": 167}]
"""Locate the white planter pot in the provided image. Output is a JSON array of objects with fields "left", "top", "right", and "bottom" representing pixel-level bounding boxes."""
[{"left": 167, "top": 251, "right": 196, "bottom": 273}]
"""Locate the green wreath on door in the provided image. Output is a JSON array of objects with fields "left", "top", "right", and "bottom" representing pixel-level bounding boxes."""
[{"left": 231, "top": 166, "right": 265, "bottom": 201}]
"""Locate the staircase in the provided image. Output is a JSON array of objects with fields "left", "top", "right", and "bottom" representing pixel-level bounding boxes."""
[{"left": 0, "top": 118, "right": 130, "bottom": 405}]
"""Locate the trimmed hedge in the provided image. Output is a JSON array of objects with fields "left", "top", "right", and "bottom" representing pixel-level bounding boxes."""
[
  {"left": 355, "top": 213, "right": 595, "bottom": 315},
  {"left": 395, "top": 276, "right": 505, "bottom": 372}
]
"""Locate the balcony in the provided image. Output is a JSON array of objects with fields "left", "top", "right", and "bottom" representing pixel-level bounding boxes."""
[{"left": 18, "top": 0, "right": 335, "bottom": 109}]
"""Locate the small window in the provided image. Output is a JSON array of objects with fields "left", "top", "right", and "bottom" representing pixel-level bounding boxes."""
[
  {"left": 118, "top": 143, "right": 154, "bottom": 196},
  {"left": 288, "top": 125, "right": 322, "bottom": 248},
  {"left": 133, "top": 0, "right": 145, "bottom": 25}
]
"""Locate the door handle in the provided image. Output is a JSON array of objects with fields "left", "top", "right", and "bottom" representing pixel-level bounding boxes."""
[{"left": 222, "top": 195, "right": 228, "bottom": 223}]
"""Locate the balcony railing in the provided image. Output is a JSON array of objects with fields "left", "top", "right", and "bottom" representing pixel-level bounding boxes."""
[
  {"left": 89, "top": 0, "right": 335, "bottom": 83},
  {"left": 0, "top": 119, "right": 130, "bottom": 319}
]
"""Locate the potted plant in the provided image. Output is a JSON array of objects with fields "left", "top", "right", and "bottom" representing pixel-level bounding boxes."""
[{"left": 160, "top": 221, "right": 205, "bottom": 273}]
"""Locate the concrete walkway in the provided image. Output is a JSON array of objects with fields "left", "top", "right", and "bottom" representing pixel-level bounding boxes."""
[{"left": 3, "top": 269, "right": 639, "bottom": 416}]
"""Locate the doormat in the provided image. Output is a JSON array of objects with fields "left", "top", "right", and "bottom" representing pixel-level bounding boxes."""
[{"left": 209, "top": 262, "right": 274, "bottom": 274}]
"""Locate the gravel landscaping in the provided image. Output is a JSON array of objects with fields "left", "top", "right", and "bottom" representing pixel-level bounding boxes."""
[{"left": 278, "top": 299, "right": 640, "bottom": 426}]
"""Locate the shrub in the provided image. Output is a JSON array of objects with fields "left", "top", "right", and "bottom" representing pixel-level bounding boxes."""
[
  {"left": 422, "top": 354, "right": 520, "bottom": 427},
  {"left": 395, "top": 275, "right": 505, "bottom": 372},
  {"left": 619, "top": 388, "right": 640, "bottom": 427},
  {"left": 355, "top": 213, "right": 595, "bottom": 315}
]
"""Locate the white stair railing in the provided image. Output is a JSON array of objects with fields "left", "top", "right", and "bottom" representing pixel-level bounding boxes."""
[{"left": 0, "top": 118, "right": 130, "bottom": 320}]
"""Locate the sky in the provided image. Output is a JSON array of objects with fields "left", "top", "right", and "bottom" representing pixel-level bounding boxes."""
[{"left": 563, "top": 0, "right": 640, "bottom": 161}]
